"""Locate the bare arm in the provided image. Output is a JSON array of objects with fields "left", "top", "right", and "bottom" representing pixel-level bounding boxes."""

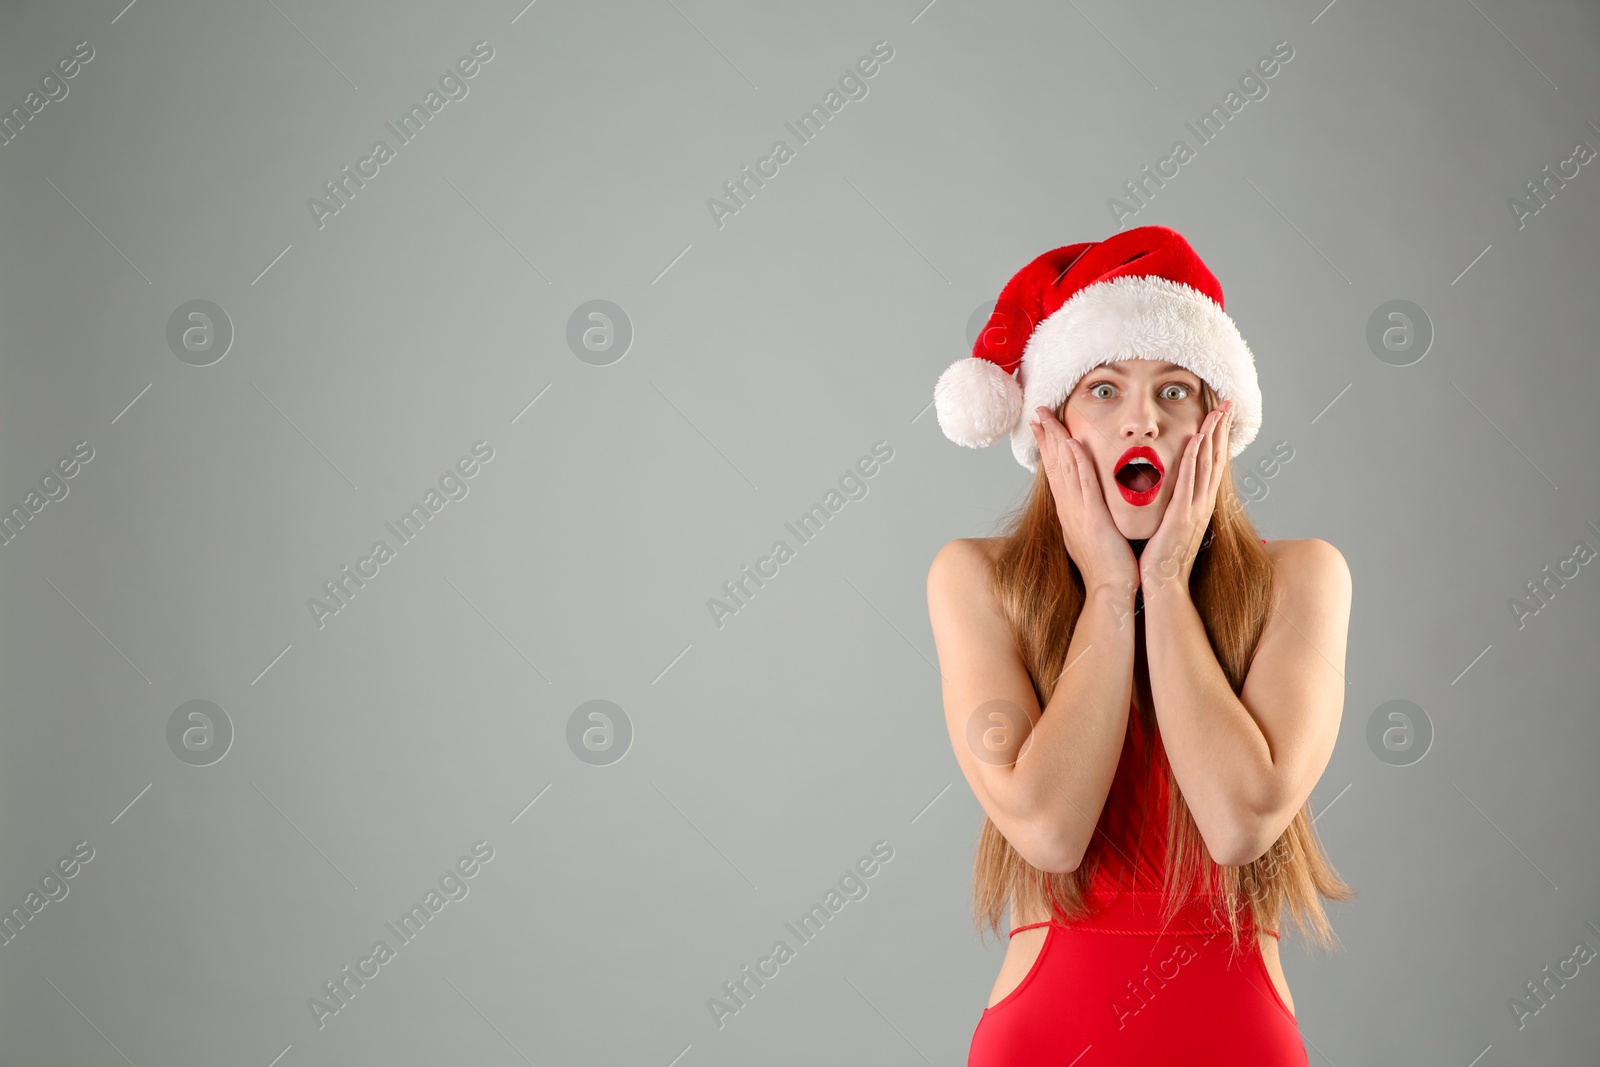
[
  {"left": 1141, "top": 538, "right": 1352, "bottom": 866},
  {"left": 928, "top": 538, "right": 1139, "bottom": 873}
]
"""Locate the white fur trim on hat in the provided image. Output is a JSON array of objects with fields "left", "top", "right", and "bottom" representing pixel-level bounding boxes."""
[
  {"left": 1008, "top": 274, "right": 1261, "bottom": 472},
  {"left": 934, "top": 354, "right": 1024, "bottom": 448}
]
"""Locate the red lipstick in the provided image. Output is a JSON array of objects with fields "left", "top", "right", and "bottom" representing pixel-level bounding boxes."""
[{"left": 1113, "top": 445, "right": 1165, "bottom": 506}]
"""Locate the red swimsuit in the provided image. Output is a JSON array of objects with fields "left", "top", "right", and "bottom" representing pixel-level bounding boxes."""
[{"left": 966, "top": 692, "right": 1308, "bottom": 1065}]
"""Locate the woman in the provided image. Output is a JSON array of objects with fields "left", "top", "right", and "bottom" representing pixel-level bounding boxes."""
[{"left": 926, "top": 226, "right": 1354, "bottom": 1065}]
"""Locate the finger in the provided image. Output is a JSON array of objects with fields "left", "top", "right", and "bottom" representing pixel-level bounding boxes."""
[
  {"left": 1198, "top": 414, "right": 1217, "bottom": 502},
  {"left": 1038, "top": 415, "right": 1068, "bottom": 470},
  {"left": 1197, "top": 406, "right": 1226, "bottom": 500},
  {"left": 1208, "top": 410, "right": 1224, "bottom": 487},
  {"left": 1030, "top": 420, "right": 1057, "bottom": 479},
  {"left": 1181, "top": 430, "right": 1203, "bottom": 508},
  {"left": 1037, "top": 418, "right": 1075, "bottom": 497},
  {"left": 1060, "top": 438, "right": 1097, "bottom": 520},
  {"left": 1209, "top": 406, "right": 1231, "bottom": 493},
  {"left": 1031, "top": 412, "right": 1056, "bottom": 451},
  {"left": 1067, "top": 438, "right": 1102, "bottom": 510},
  {"left": 1055, "top": 418, "right": 1089, "bottom": 493}
]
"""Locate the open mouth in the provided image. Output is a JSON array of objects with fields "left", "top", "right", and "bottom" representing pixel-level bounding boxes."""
[{"left": 1113, "top": 446, "right": 1164, "bottom": 505}]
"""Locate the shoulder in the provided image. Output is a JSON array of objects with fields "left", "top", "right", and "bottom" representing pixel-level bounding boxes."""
[
  {"left": 1261, "top": 537, "right": 1352, "bottom": 611},
  {"left": 927, "top": 536, "right": 1003, "bottom": 603}
]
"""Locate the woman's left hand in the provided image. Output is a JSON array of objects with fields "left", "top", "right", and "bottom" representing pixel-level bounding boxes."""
[{"left": 1141, "top": 400, "right": 1233, "bottom": 597}]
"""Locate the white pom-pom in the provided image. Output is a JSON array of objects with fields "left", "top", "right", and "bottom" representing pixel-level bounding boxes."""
[{"left": 934, "top": 357, "right": 1023, "bottom": 448}]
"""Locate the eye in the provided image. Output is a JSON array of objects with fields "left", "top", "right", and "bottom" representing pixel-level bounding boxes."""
[{"left": 1085, "top": 380, "right": 1195, "bottom": 401}]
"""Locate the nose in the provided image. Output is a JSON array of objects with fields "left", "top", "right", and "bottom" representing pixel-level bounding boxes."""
[{"left": 1120, "top": 389, "right": 1160, "bottom": 441}]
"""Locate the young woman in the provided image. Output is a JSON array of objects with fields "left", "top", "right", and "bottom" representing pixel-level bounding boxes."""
[{"left": 926, "top": 227, "right": 1354, "bottom": 1065}]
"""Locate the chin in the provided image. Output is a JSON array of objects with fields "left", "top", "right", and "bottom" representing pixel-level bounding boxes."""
[{"left": 1110, "top": 501, "right": 1164, "bottom": 540}]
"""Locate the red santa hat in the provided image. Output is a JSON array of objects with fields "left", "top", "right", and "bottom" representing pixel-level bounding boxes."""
[{"left": 934, "top": 225, "right": 1261, "bottom": 472}]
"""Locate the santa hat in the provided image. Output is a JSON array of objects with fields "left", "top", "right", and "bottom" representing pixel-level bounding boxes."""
[{"left": 934, "top": 225, "right": 1261, "bottom": 472}]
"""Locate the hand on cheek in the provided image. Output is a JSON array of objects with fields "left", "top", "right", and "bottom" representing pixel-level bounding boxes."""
[{"left": 1141, "top": 401, "right": 1233, "bottom": 593}]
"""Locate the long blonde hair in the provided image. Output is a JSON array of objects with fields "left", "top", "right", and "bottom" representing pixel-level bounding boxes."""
[{"left": 972, "top": 382, "right": 1354, "bottom": 961}]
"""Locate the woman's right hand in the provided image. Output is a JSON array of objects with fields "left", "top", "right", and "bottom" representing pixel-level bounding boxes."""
[{"left": 1029, "top": 405, "right": 1139, "bottom": 596}]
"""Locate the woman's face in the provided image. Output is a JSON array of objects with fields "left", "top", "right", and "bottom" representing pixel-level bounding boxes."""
[{"left": 1058, "top": 358, "right": 1211, "bottom": 539}]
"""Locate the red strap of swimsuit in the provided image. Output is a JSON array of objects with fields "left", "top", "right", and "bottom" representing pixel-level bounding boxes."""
[{"left": 1008, "top": 921, "right": 1054, "bottom": 937}]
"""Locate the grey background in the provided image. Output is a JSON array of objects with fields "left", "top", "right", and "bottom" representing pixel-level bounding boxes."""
[{"left": 2, "top": 0, "right": 1598, "bottom": 1063}]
